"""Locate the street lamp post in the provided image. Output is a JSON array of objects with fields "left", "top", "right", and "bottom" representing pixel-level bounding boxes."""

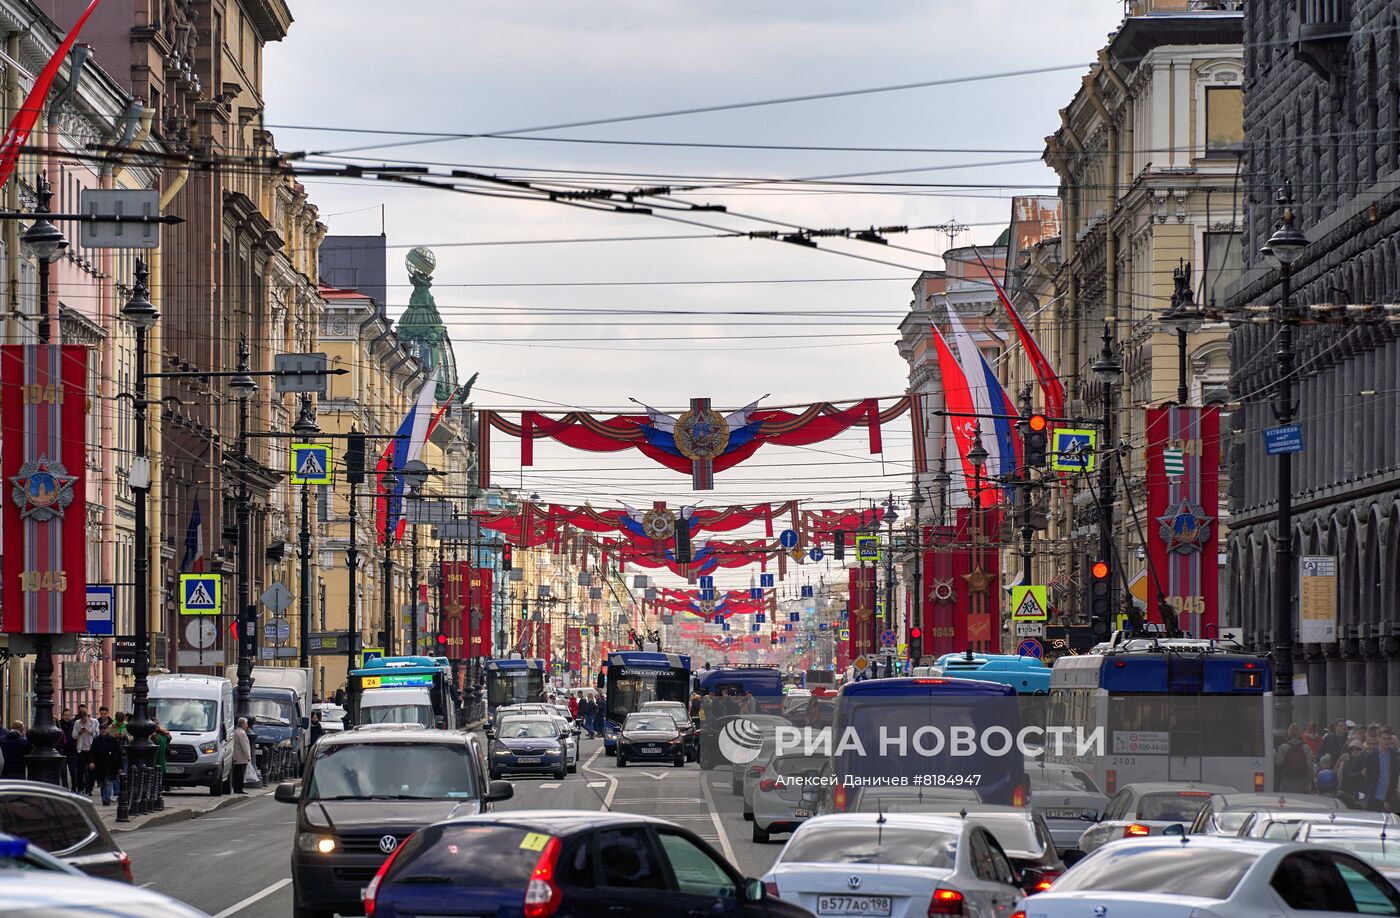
[
  {"left": 119, "top": 261, "right": 158, "bottom": 818},
  {"left": 908, "top": 487, "right": 926, "bottom": 663},
  {"left": 382, "top": 494, "right": 396, "bottom": 656},
  {"left": 1263, "top": 183, "right": 1308, "bottom": 699},
  {"left": 1160, "top": 258, "right": 1204, "bottom": 406},
  {"left": 968, "top": 425, "right": 988, "bottom": 653},
  {"left": 229, "top": 341, "right": 259, "bottom": 720},
  {"left": 22, "top": 174, "right": 69, "bottom": 786},
  {"left": 293, "top": 395, "right": 320, "bottom": 669},
  {"left": 883, "top": 494, "right": 899, "bottom": 647},
  {"left": 346, "top": 431, "right": 363, "bottom": 674},
  {"left": 1091, "top": 324, "right": 1123, "bottom": 633}
]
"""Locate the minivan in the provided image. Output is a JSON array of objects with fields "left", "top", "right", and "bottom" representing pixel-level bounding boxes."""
[{"left": 148, "top": 674, "right": 235, "bottom": 795}]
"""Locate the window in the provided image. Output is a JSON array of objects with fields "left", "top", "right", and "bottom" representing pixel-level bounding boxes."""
[
  {"left": 0, "top": 795, "right": 93, "bottom": 853},
  {"left": 1206, "top": 87, "right": 1244, "bottom": 153},
  {"left": 1271, "top": 850, "right": 1400, "bottom": 914},
  {"left": 557, "top": 836, "right": 595, "bottom": 889},
  {"left": 595, "top": 828, "right": 667, "bottom": 890},
  {"left": 387, "top": 824, "right": 548, "bottom": 889},
  {"left": 656, "top": 832, "right": 736, "bottom": 898},
  {"left": 1053, "top": 846, "right": 1256, "bottom": 898},
  {"left": 780, "top": 826, "right": 958, "bottom": 870},
  {"left": 1204, "top": 232, "right": 1243, "bottom": 308},
  {"left": 1336, "top": 859, "right": 1400, "bottom": 915}
]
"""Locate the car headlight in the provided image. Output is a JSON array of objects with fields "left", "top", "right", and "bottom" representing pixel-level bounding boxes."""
[
  {"left": 668, "top": 737, "right": 681, "bottom": 745},
  {"left": 278, "top": 739, "right": 293, "bottom": 749},
  {"left": 198, "top": 742, "right": 219, "bottom": 755},
  {"left": 494, "top": 747, "right": 512, "bottom": 756},
  {"left": 296, "top": 832, "right": 337, "bottom": 854}
]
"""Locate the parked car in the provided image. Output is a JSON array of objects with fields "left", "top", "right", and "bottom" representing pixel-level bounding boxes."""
[
  {"left": 311, "top": 703, "right": 347, "bottom": 733},
  {"left": 750, "top": 751, "right": 826, "bottom": 844},
  {"left": 0, "top": 833, "right": 82, "bottom": 874},
  {"left": 1025, "top": 761, "right": 1108, "bottom": 858},
  {"left": 1237, "top": 808, "right": 1400, "bottom": 840},
  {"left": 491, "top": 717, "right": 570, "bottom": 780},
  {"left": 0, "top": 780, "right": 132, "bottom": 882},
  {"left": 363, "top": 811, "right": 811, "bottom": 918},
  {"left": 640, "top": 700, "right": 698, "bottom": 760},
  {"left": 616, "top": 712, "right": 685, "bottom": 768},
  {"left": 1014, "top": 836, "right": 1400, "bottom": 917},
  {"left": 0, "top": 871, "right": 211, "bottom": 917},
  {"left": 763, "top": 813, "right": 1026, "bottom": 917},
  {"left": 1188, "top": 792, "right": 1345, "bottom": 836},
  {"left": 1076, "top": 781, "right": 1236, "bottom": 854},
  {"left": 148, "top": 674, "right": 235, "bottom": 796},
  {"left": 277, "top": 726, "right": 510, "bottom": 918}
]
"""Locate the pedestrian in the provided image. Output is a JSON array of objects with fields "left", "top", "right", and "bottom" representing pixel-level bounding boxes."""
[
  {"left": 1302, "top": 721, "right": 1324, "bottom": 757},
  {"left": 0, "top": 721, "right": 32, "bottom": 779},
  {"left": 699, "top": 694, "right": 714, "bottom": 725},
  {"left": 57, "top": 708, "right": 75, "bottom": 789},
  {"left": 88, "top": 722, "right": 123, "bottom": 806},
  {"left": 688, "top": 692, "right": 702, "bottom": 720},
  {"left": 152, "top": 718, "right": 170, "bottom": 785},
  {"left": 740, "top": 691, "right": 757, "bottom": 715},
  {"left": 309, "top": 711, "right": 325, "bottom": 747},
  {"left": 71, "top": 706, "right": 97, "bottom": 794},
  {"left": 567, "top": 694, "right": 579, "bottom": 720},
  {"left": 1338, "top": 739, "right": 1368, "bottom": 806},
  {"left": 232, "top": 717, "right": 253, "bottom": 794},
  {"left": 1275, "top": 723, "right": 1315, "bottom": 793},
  {"left": 1362, "top": 729, "right": 1400, "bottom": 812},
  {"left": 579, "top": 695, "right": 595, "bottom": 738},
  {"left": 96, "top": 706, "right": 112, "bottom": 730},
  {"left": 1320, "top": 719, "right": 1351, "bottom": 766}
]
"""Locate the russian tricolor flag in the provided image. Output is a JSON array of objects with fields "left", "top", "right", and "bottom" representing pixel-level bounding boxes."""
[
  {"left": 935, "top": 306, "right": 1022, "bottom": 506},
  {"left": 376, "top": 369, "right": 442, "bottom": 542}
]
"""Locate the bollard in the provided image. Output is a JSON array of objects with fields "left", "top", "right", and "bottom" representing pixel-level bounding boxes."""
[
  {"left": 153, "top": 766, "right": 165, "bottom": 811},
  {"left": 115, "top": 768, "right": 131, "bottom": 823},
  {"left": 135, "top": 764, "right": 150, "bottom": 815}
]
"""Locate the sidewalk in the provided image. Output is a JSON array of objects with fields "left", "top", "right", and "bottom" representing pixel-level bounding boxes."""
[{"left": 95, "top": 783, "right": 276, "bottom": 834}]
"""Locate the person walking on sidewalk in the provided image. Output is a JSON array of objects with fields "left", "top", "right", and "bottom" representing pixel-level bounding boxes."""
[
  {"left": 89, "top": 722, "right": 123, "bottom": 806},
  {"left": 71, "top": 706, "right": 97, "bottom": 794},
  {"left": 57, "top": 708, "right": 75, "bottom": 789},
  {"left": 152, "top": 718, "right": 170, "bottom": 786},
  {"left": 232, "top": 718, "right": 253, "bottom": 795},
  {"left": 0, "top": 722, "right": 32, "bottom": 779}
]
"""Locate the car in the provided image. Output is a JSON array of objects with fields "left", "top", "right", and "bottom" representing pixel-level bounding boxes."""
[
  {"left": 1292, "top": 823, "right": 1400, "bottom": 889},
  {"left": 1237, "top": 808, "right": 1400, "bottom": 840},
  {"left": 696, "top": 714, "right": 792, "bottom": 771},
  {"left": 491, "top": 717, "right": 570, "bottom": 779},
  {"left": 1188, "top": 792, "right": 1346, "bottom": 836},
  {"left": 276, "top": 725, "right": 511, "bottom": 918},
  {"left": 0, "top": 833, "right": 82, "bottom": 874},
  {"left": 312, "top": 703, "right": 347, "bottom": 733},
  {"left": 363, "top": 810, "right": 811, "bottom": 918},
  {"left": 617, "top": 712, "right": 685, "bottom": 768},
  {"left": 1076, "top": 781, "right": 1237, "bottom": 854},
  {"left": 488, "top": 703, "right": 554, "bottom": 737},
  {"left": 0, "top": 871, "right": 211, "bottom": 916},
  {"left": 500, "top": 712, "right": 579, "bottom": 774},
  {"left": 751, "top": 751, "right": 826, "bottom": 844},
  {"left": 640, "top": 700, "right": 698, "bottom": 760},
  {"left": 1025, "top": 761, "right": 1108, "bottom": 857},
  {"left": 1011, "top": 836, "right": 1400, "bottom": 917},
  {"left": 763, "top": 813, "right": 1026, "bottom": 917},
  {"left": 0, "top": 780, "right": 133, "bottom": 882}
]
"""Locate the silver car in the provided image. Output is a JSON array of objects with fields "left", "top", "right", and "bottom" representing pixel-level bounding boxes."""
[
  {"left": 1077, "top": 782, "right": 1236, "bottom": 854},
  {"left": 1026, "top": 761, "right": 1108, "bottom": 855},
  {"left": 750, "top": 751, "right": 826, "bottom": 844},
  {"left": 1237, "top": 808, "right": 1399, "bottom": 840},
  {"left": 1187, "top": 792, "right": 1345, "bottom": 836}
]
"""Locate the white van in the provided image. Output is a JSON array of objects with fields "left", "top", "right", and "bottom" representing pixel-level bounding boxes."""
[
  {"left": 358, "top": 687, "right": 435, "bottom": 728},
  {"left": 148, "top": 674, "right": 235, "bottom": 795}
]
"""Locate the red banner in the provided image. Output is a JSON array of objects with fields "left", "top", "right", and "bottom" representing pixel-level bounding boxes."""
[
  {"left": 1, "top": 346, "right": 89, "bottom": 634},
  {"left": 566, "top": 626, "right": 582, "bottom": 672},
  {"left": 1145, "top": 407, "right": 1221, "bottom": 637},
  {"left": 847, "top": 566, "right": 877, "bottom": 660},
  {"left": 470, "top": 566, "right": 494, "bottom": 659}
]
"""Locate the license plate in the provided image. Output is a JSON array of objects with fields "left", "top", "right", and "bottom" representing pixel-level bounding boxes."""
[
  {"left": 817, "top": 895, "right": 891, "bottom": 917},
  {"left": 644, "top": 745, "right": 659, "bottom": 752},
  {"left": 166, "top": 766, "right": 185, "bottom": 774},
  {"left": 1046, "top": 808, "right": 1084, "bottom": 819},
  {"left": 516, "top": 756, "right": 541, "bottom": 764},
  {"left": 794, "top": 808, "right": 811, "bottom": 818}
]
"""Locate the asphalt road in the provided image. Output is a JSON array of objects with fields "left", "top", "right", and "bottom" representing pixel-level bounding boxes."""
[{"left": 133, "top": 736, "right": 784, "bottom": 917}]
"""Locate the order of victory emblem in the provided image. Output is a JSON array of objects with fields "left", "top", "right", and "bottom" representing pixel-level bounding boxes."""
[
  {"left": 642, "top": 508, "right": 676, "bottom": 540},
  {"left": 10, "top": 454, "right": 76, "bottom": 522},
  {"left": 1156, "top": 499, "right": 1214, "bottom": 555},
  {"left": 673, "top": 406, "right": 730, "bottom": 462}
]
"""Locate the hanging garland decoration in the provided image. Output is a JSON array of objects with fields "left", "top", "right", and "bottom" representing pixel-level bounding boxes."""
[{"left": 476, "top": 396, "right": 913, "bottom": 490}]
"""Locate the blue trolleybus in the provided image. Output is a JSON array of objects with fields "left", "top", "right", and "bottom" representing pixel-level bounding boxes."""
[
  {"left": 917, "top": 651, "right": 1052, "bottom": 695},
  {"left": 485, "top": 658, "right": 547, "bottom": 717},
  {"left": 603, "top": 651, "right": 691, "bottom": 754}
]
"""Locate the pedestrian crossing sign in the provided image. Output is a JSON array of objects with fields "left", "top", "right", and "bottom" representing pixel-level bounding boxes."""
[
  {"left": 179, "top": 574, "right": 222, "bottom": 616},
  {"left": 290, "top": 443, "right": 333, "bottom": 485},
  {"left": 1010, "top": 584, "right": 1049, "bottom": 621},
  {"left": 1050, "top": 428, "right": 1097, "bottom": 473}
]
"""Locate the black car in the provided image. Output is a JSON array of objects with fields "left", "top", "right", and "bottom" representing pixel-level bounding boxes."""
[
  {"left": 616, "top": 713, "right": 685, "bottom": 768},
  {"left": 363, "top": 810, "right": 815, "bottom": 918},
  {"left": 696, "top": 714, "right": 792, "bottom": 770},
  {"left": 0, "top": 780, "right": 132, "bottom": 883},
  {"left": 277, "top": 725, "right": 512, "bottom": 918},
  {"left": 640, "top": 701, "right": 698, "bottom": 761},
  {"left": 490, "top": 717, "right": 569, "bottom": 780}
]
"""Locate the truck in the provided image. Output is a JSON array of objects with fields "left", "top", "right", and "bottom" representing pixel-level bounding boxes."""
[
  {"left": 225, "top": 665, "right": 311, "bottom": 723},
  {"left": 346, "top": 655, "right": 458, "bottom": 729},
  {"left": 224, "top": 665, "right": 312, "bottom": 769}
]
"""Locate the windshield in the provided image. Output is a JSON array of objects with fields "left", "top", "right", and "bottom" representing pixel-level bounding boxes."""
[
  {"left": 153, "top": 698, "right": 218, "bottom": 733},
  {"left": 1138, "top": 793, "right": 1213, "bottom": 822},
  {"left": 498, "top": 720, "right": 558, "bottom": 739},
  {"left": 308, "top": 742, "right": 477, "bottom": 800},
  {"left": 487, "top": 670, "right": 544, "bottom": 708},
  {"left": 362, "top": 704, "right": 433, "bottom": 727},
  {"left": 1052, "top": 846, "right": 1256, "bottom": 899},
  {"left": 781, "top": 826, "right": 958, "bottom": 870},
  {"left": 249, "top": 699, "right": 292, "bottom": 725},
  {"left": 624, "top": 715, "right": 673, "bottom": 732},
  {"left": 1030, "top": 766, "right": 1101, "bottom": 794}
]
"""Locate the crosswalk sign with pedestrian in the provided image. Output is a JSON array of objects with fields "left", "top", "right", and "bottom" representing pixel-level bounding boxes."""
[
  {"left": 290, "top": 443, "right": 333, "bottom": 485},
  {"left": 179, "top": 573, "right": 222, "bottom": 616},
  {"left": 1009, "top": 584, "right": 1049, "bottom": 621},
  {"left": 1050, "top": 428, "right": 1097, "bottom": 473}
]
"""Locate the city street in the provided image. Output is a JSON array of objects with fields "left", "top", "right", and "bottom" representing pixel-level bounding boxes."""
[{"left": 131, "top": 738, "right": 782, "bottom": 917}]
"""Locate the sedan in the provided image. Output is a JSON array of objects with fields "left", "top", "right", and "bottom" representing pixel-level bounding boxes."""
[
  {"left": 0, "top": 780, "right": 133, "bottom": 882},
  {"left": 1025, "top": 761, "right": 1107, "bottom": 857},
  {"left": 617, "top": 713, "right": 685, "bottom": 767},
  {"left": 763, "top": 813, "right": 1025, "bottom": 917},
  {"left": 1237, "top": 808, "right": 1400, "bottom": 840},
  {"left": 502, "top": 713, "right": 579, "bottom": 774},
  {"left": 490, "top": 718, "right": 568, "bottom": 779},
  {"left": 640, "top": 700, "right": 697, "bottom": 761},
  {"left": 1076, "top": 782, "right": 1235, "bottom": 854},
  {"left": 1010, "top": 836, "right": 1400, "bottom": 917},
  {"left": 751, "top": 752, "right": 826, "bottom": 844},
  {"left": 1293, "top": 823, "right": 1400, "bottom": 889},
  {"left": 1187, "top": 792, "right": 1344, "bottom": 836},
  {"left": 0, "top": 872, "right": 210, "bottom": 916}
]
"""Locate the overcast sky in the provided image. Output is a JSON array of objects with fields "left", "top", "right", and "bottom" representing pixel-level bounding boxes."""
[{"left": 265, "top": 1, "right": 1125, "bottom": 589}]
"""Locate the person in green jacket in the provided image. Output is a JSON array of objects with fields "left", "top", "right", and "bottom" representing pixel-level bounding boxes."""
[{"left": 151, "top": 719, "right": 170, "bottom": 775}]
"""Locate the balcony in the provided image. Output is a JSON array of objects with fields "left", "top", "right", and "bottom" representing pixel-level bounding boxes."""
[{"left": 1294, "top": 0, "right": 1352, "bottom": 86}]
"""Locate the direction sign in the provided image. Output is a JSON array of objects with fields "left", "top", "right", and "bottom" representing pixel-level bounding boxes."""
[
  {"left": 78, "top": 188, "right": 162, "bottom": 249},
  {"left": 406, "top": 498, "right": 455, "bottom": 525},
  {"left": 85, "top": 584, "right": 115, "bottom": 636},
  {"left": 273, "top": 352, "right": 330, "bottom": 395},
  {"left": 778, "top": 529, "right": 799, "bottom": 549},
  {"left": 1016, "top": 638, "right": 1043, "bottom": 659},
  {"left": 260, "top": 581, "right": 293, "bottom": 614},
  {"left": 760, "top": 573, "right": 775, "bottom": 588},
  {"left": 855, "top": 534, "right": 879, "bottom": 562},
  {"left": 1010, "top": 585, "right": 1049, "bottom": 621},
  {"left": 1051, "top": 428, "right": 1097, "bottom": 472},
  {"left": 880, "top": 629, "right": 897, "bottom": 648},
  {"left": 290, "top": 443, "right": 333, "bottom": 485},
  {"left": 809, "top": 546, "right": 825, "bottom": 562},
  {"left": 434, "top": 521, "right": 473, "bottom": 540},
  {"left": 179, "top": 574, "right": 222, "bottom": 615},
  {"left": 1263, "top": 424, "right": 1303, "bottom": 456}
]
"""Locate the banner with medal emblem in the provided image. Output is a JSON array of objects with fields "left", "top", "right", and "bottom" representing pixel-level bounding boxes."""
[
  {"left": 1145, "top": 407, "right": 1221, "bottom": 637},
  {"left": 1, "top": 345, "right": 89, "bottom": 634}
]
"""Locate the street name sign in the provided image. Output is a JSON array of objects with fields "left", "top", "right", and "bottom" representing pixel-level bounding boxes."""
[{"left": 1263, "top": 424, "right": 1303, "bottom": 456}]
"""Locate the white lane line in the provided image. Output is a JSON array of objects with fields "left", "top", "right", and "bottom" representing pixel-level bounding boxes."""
[
  {"left": 580, "top": 745, "right": 619, "bottom": 810},
  {"left": 587, "top": 781, "right": 607, "bottom": 788},
  {"left": 698, "top": 767, "right": 737, "bottom": 865},
  {"left": 211, "top": 878, "right": 291, "bottom": 918},
  {"left": 539, "top": 783, "right": 561, "bottom": 789}
]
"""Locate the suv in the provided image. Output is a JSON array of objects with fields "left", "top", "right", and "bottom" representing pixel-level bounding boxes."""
[
  {"left": 277, "top": 725, "right": 512, "bottom": 918},
  {"left": 0, "top": 780, "right": 132, "bottom": 882}
]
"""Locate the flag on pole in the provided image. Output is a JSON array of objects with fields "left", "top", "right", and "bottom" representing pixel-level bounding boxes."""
[
  {"left": 972, "top": 247, "right": 1066, "bottom": 420},
  {"left": 375, "top": 369, "right": 443, "bottom": 541},
  {"left": 182, "top": 498, "right": 204, "bottom": 573},
  {"left": 928, "top": 323, "right": 985, "bottom": 506},
  {"left": 946, "top": 305, "right": 1021, "bottom": 496}
]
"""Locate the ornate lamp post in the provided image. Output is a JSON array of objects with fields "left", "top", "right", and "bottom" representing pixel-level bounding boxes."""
[
  {"left": 1160, "top": 259, "right": 1205, "bottom": 406},
  {"left": 228, "top": 342, "right": 258, "bottom": 720},
  {"left": 1091, "top": 324, "right": 1123, "bottom": 633},
  {"left": 293, "top": 395, "right": 320, "bottom": 668}
]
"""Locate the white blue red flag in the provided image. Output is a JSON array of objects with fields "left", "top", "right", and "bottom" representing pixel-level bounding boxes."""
[
  {"left": 375, "top": 369, "right": 443, "bottom": 542},
  {"left": 946, "top": 306, "right": 1022, "bottom": 502}
]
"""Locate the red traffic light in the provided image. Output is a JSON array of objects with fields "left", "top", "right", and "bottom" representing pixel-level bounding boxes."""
[
  {"left": 910, "top": 627, "right": 922, "bottom": 639},
  {"left": 1028, "top": 413, "right": 1048, "bottom": 432},
  {"left": 1091, "top": 561, "right": 1110, "bottom": 579},
  {"left": 436, "top": 633, "right": 448, "bottom": 646}
]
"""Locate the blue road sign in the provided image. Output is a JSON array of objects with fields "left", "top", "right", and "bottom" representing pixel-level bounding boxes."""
[
  {"left": 790, "top": 612, "right": 801, "bottom": 622},
  {"left": 290, "top": 443, "right": 333, "bottom": 485},
  {"left": 1263, "top": 424, "right": 1303, "bottom": 456},
  {"left": 179, "top": 574, "right": 221, "bottom": 615},
  {"left": 808, "top": 546, "right": 824, "bottom": 562},
  {"left": 760, "top": 573, "right": 775, "bottom": 588},
  {"left": 699, "top": 588, "right": 715, "bottom": 601},
  {"left": 778, "top": 529, "right": 799, "bottom": 549},
  {"left": 85, "top": 584, "right": 115, "bottom": 636},
  {"left": 1050, "top": 428, "right": 1096, "bottom": 472},
  {"left": 1017, "top": 638, "right": 1044, "bottom": 659},
  {"left": 756, "top": 613, "right": 766, "bottom": 623},
  {"left": 818, "top": 623, "right": 830, "bottom": 631},
  {"left": 881, "top": 629, "right": 897, "bottom": 647},
  {"left": 698, "top": 575, "right": 714, "bottom": 590},
  {"left": 749, "top": 587, "right": 762, "bottom": 599},
  {"left": 801, "top": 585, "right": 814, "bottom": 598}
]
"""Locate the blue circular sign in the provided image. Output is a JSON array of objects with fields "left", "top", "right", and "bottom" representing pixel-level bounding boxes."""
[
  {"left": 778, "top": 529, "right": 799, "bottom": 549},
  {"left": 1016, "top": 638, "right": 1043, "bottom": 659},
  {"left": 808, "top": 546, "right": 825, "bottom": 561}
]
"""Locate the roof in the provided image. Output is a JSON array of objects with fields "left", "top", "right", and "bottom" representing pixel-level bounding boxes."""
[
  {"left": 437, "top": 810, "right": 673, "bottom": 835},
  {"left": 801, "top": 813, "right": 970, "bottom": 832},
  {"left": 1120, "top": 782, "right": 1237, "bottom": 794},
  {"left": 319, "top": 727, "right": 466, "bottom": 748}
]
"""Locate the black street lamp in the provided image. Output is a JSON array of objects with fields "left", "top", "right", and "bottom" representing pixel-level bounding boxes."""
[
  {"left": 1160, "top": 258, "right": 1205, "bottom": 406},
  {"left": 120, "top": 261, "right": 158, "bottom": 807},
  {"left": 1263, "top": 183, "right": 1307, "bottom": 699},
  {"left": 228, "top": 341, "right": 259, "bottom": 720},
  {"left": 22, "top": 174, "right": 69, "bottom": 787},
  {"left": 907, "top": 486, "right": 926, "bottom": 661},
  {"left": 292, "top": 395, "right": 320, "bottom": 669},
  {"left": 882, "top": 493, "right": 899, "bottom": 642},
  {"left": 1091, "top": 323, "right": 1123, "bottom": 634},
  {"left": 967, "top": 424, "right": 988, "bottom": 652}
]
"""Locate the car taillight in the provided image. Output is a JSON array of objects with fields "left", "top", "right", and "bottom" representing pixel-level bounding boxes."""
[
  {"left": 759, "top": 779, "right": 784, "bottom": 792},
  {"left": 1106, "top": 769, "right": 1116, "bottom": 795},
  {"left": 834, "top": 784, "right": 847, "bottom": 812},
  {"left": 1031, "top": 870, "right": 1060, "bottom": 892},
  {"left": 1254, "top": 771, "right": 1265, "bottom": 792},
  {"left": 764, "top": 880, "right": 781, "bottom": 899},
  {"left": 523, "top": 835, "right": 563, "bottom": 918},
  {"left": 1012, "top": 784, "right": 1026, "bottom": 807},
  {"left": 363, "top": 831, "right": 413, "bottom": 917},
  {"left": 1011, "top": 912, "right": 1027, "bottom": 918},
  {"left": 928, "top": 887, "right": 965, "bottom": 915},
  {"left": 119, "top": 852, "right": 133, "bottom": 884},
  {"left": 748, "top": 764, "right": 765, "bottom": 777},
  {"left": 1124, "top": 823, "right": 1150, "bottom": 837}
]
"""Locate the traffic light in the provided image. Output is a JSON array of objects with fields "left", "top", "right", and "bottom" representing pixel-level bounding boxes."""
[
  {"left": 1087, "top": 558, "right": 1112, "bottom": 635},
  {"left": 834, "top": 531, "right": 846, "bottom": 560},
  {"left": 502, "top": 543, "right": 513, "bottom": 571},
  {"left": 674, "top": 516, "right": 692, "bottom": 564},
  {"left": 908, "top": 626, "right": 923, "bottom": 664},
  {"left": 346, "top": 431, "right": 366, "bottom": 485},
  {"left": 1024, "top": 413, "right": 1049, "bottom": 468},
  {"left": 435, "top": 631, "right": 449, "bottom": 650}
]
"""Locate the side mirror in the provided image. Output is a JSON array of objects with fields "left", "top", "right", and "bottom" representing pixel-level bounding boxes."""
[
  {"left": 1161, "top": 823, "right": 1185, "bottom": 837},
  {"left": 743, "top": 878, "right": 766, "bottom": 903},
  {"left": 485, "top": 779, "right": 514, "bottom": 803},
  {"left": 273, "top": 782, "right": 301, "bottom": 804},
  {"left": 1018, "top": 867, "right": 1045, "bottom": 893}
]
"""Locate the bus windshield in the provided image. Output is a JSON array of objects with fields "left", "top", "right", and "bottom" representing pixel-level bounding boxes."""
[
  {"left": 487, "top": 666, "right": 545, "bottom": 710},
  {"left": 607, "top": 669, "right": 690, "bottom": 722}
]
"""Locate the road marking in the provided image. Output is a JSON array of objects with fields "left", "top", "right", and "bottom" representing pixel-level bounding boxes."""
[
  {"left": 539, "top": 783, "right": 561, "bottom": 789},
  {"left": 587, "top": 781, "right": 607, "bottom": 788},
  {"left": 698, "top": 765, "right": 737, "bottom": 865},
  {"left": 580, "top": 745, "right": 618, "bottom": 810},
  {"left": 212, "top": 878, "right": 291, "bottom": 917}
]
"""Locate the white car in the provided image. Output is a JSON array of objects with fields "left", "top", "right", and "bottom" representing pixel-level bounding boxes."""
[
  {"left": 1013, "top": 836, "right": 1400, "bottom": 917},
  {"left": 0, "top": 871, "right": 210, "bottom": 916},
  {"left": 1076, "top": 782, "right": 1235, "bottom": 854},
  {"left": 1237, "top": 808, "right": 1399, "bottom": 840},
  {"left": 311, "top": 703, "right": 347, "bottom": 732},
  {"left": 751, "top": 750, "right": 827, "bottom": 844},
  {"left": 764, "top": 813, "right": 1025, "bottom": 917},
  {"left": 1187, "top": 792, "right": 1344, "bottom": 836},
  {"left": 1025, "top": 762, "right": 1108, "bottom": 856},
  {"left": 1293, "top": 823, "right": 1400, "bottom": 889}
]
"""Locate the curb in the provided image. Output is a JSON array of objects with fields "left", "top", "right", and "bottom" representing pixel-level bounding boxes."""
[{"left": 108, "top": 787, "right": 271, "bottom": 834}]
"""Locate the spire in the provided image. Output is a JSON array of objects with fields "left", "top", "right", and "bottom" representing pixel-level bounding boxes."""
[{"left": 396, "top": 245, "right": 459, "bottom": 402}]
